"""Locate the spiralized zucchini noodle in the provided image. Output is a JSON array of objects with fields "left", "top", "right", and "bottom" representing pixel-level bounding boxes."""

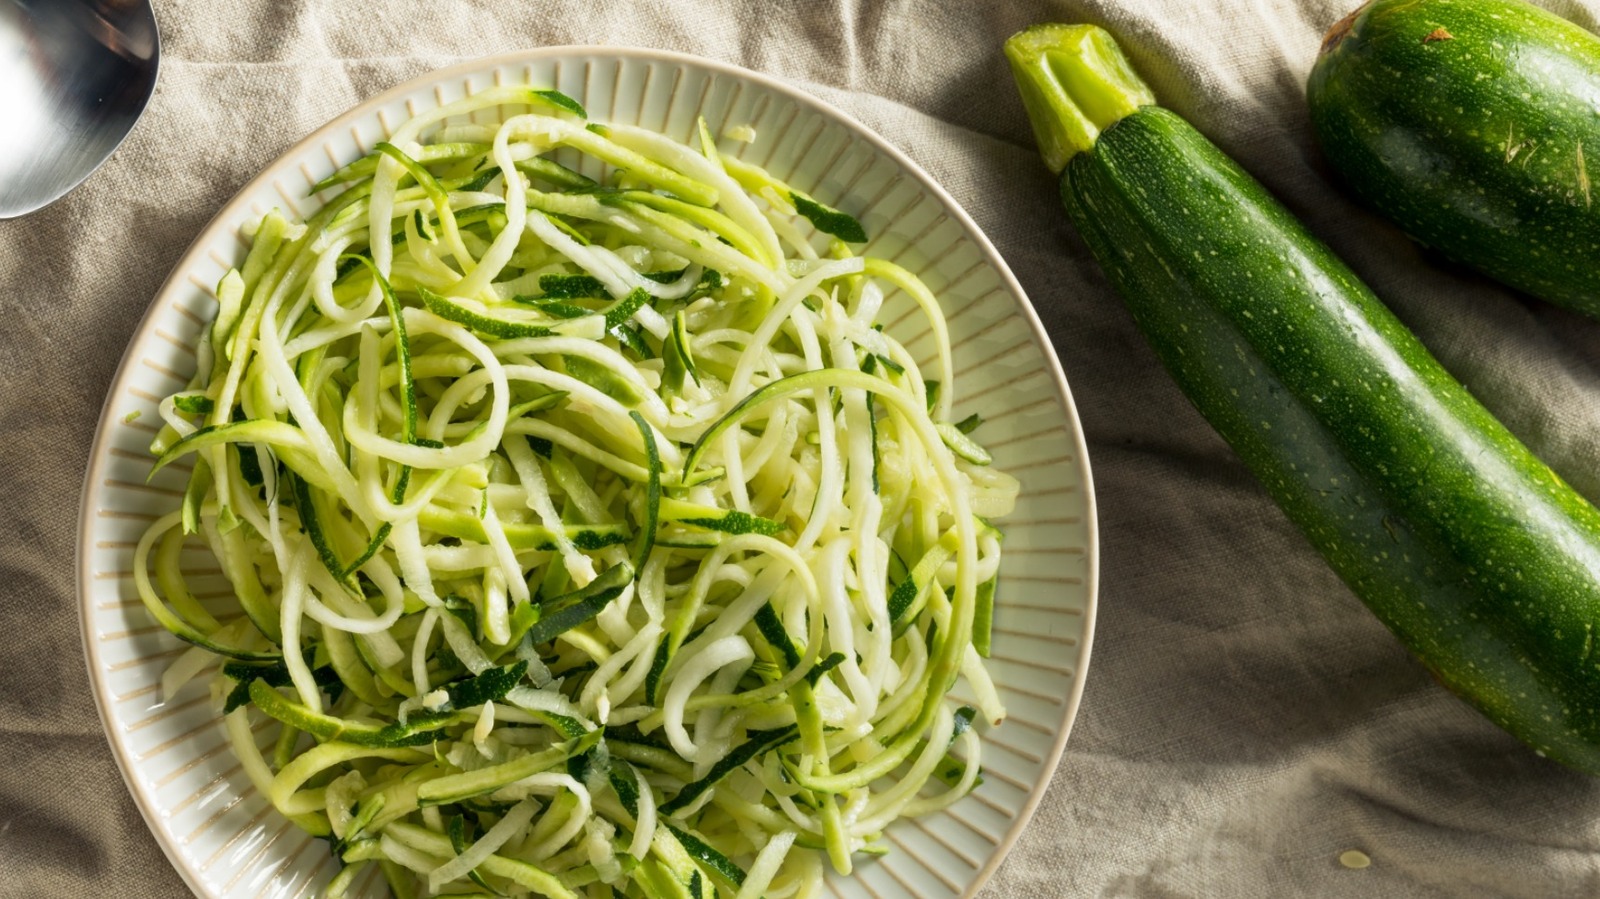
[{"left": 137, "top": 85, "right": 1019, "bottom": 899}]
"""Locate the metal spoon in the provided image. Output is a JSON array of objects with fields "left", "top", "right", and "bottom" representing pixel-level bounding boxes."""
[{"left": 0, "top": 0, "right": 159, "bottom": 219}]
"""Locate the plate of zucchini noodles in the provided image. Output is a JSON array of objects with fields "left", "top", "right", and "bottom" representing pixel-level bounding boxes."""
[{"left": 78, "top": 47, "right": 1097, "bottom": 899}]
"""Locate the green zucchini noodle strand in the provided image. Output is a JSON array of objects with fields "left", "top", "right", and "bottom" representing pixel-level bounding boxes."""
[{"left": 139, "top": 85, "right": 1020, "bottom": 898}]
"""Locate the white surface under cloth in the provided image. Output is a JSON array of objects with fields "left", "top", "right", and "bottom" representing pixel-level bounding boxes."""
[{"left": 5, "top": 0, "right": 1600, "bottom": 896}]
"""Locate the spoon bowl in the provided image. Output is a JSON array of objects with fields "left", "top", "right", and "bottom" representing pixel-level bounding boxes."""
[{"left": 0, "top": 0, "right": 159, "bottom": 219}]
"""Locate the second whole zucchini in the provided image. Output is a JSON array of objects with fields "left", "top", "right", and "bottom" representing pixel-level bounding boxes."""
[
  {"left": 1008, "top": 24, "right": 1600, "bottom": 773},
  {"left": 1308, "top": 0, "right": 1600, "bottom": 316}
]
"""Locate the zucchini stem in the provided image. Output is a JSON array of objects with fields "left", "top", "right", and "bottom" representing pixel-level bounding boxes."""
[{"left": 1004, "top": 24, "right": 1156, "bottom": 173}]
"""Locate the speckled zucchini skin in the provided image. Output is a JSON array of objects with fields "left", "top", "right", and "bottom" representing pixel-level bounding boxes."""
[
  {"left": 1063, "top": 105, "right": 1600, "bottom": 772},
  {"left": 1308, "top": 0, "right": 1600, "bottom": 315}
]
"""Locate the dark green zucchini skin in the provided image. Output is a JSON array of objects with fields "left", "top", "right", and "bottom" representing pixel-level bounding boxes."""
[
  {"left": 1063, "top": 105, "right": 1600, "bottom": 772},
  {"left": 1307, "top": 0, "right": 1600, "bottom": 315}
]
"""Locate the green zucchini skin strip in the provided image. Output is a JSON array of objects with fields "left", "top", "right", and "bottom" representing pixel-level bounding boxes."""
[
  {"left": 659, "top": 498, "right": 783, "bottom": 536},
  {"left": 630, "top": 411, "right": 661, "bottom": 571},
  {"left": 311, "top": 142, "right": 490, "bottom": 195},
  {"left": 1015, "top": 23, "right": 1600, "bottom": 772},
  {"left": 289, "top": 473, "right": 356, "bottom": 589},
  {"left": 533, "top": 88, "right": 587, "bottom": 118},
  {"left": 223, "top": 659, "right": 340, "bottom": 713},
  {"left": 890, "top": 535, "right": 954, "bottom": 630},
  {"left": 445, "top": 660, "right": 528, "bottom": 707},
  {"left": 420, "top": 285, "right": 560, "bottom": 339},
  {"left": 608, "top": 759, "right": 643, "bottom": 817},
  {"left": 341, "top": 254, "right": 418, "bottom": 443},
  {"left": 516, "top": 156, "right": 596, "bottom": 191},
  {"left": 791, "top": 192, "right": 867, "bottom": 243},
  {"left": 658, "top": 822, "right": 750, "bottom": 892},
  {"left": 644, "top": 635, "right": 671, "bottom": 707},
  {"left": 416, "top": 730, "right": 601, "bottom": 805},
  {"left": 659, "top": 725, "right": 798, "bottom": 815},
  {"left": 249, "top": 679, "right": 455, "bottom": 747},
  {"left": 754, "top": 602, "right": 801, "bottom": 669},
  {"left": 418, "top": 506, "right": 628, "bottom": 550},
  {"left": 375, "top": 143, "right": 450, "bottom": 204},
  {"left": 525, "top": 562, "right": 634, "bottom": 646},
  {"left": 445, "top": 815, "right": 497, "bottom": 893},
  {"left": 536, "top": 272, "right": 607, "bottom": 298},
  {"left": 662, "top": 310, "right": 700, "bottom": 393},
  {"left": 605, "top": 287, "right": 651, "bottom": 331},
  {"left": 935, "top": 422, "right": 992, "bottom": 466},
  {"left": 152, "top": 420, "right": 332, "bottom": 492}
]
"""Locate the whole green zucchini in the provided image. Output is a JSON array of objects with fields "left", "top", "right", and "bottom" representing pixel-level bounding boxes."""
[
  {"left": 1007, "top": 23, "right": 1600, "bottom": 773},
  {"left": 1308, "top": 0, "right": 1600, "bottom": 316}
]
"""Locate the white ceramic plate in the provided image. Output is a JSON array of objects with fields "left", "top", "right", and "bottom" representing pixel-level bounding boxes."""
[{"left": 78, "top": 46, "right": 1098, "bottom": 899}]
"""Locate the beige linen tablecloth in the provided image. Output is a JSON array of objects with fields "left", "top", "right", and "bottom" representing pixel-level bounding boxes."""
[{"left": 8, "top": 0, "right": 1600, "bottom": 895}]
